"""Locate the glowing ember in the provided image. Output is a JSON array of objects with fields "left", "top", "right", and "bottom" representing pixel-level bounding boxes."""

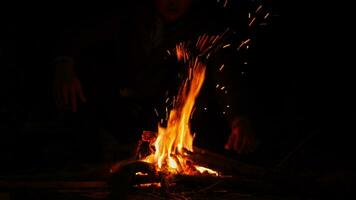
[
  {"left": 195, "top": 166, "right": 219, "bottom": 176},
  {"left": 135, "top": 172, "right": 149, "bottom": 176},
  {"left": 133, "top": 182, "right": 162, "bottom": 188}
]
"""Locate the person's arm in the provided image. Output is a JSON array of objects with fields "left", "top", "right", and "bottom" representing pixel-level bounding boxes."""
[
  {"left": 53, "top": 16, "right": 122, "bottom": 112},
  {"left": 53, "top": 56, "right": 86, "bottom": 112},
  {"left": 200, "top": 1, "right": 257, "bottom": 154},
  {"left": 208, "top": 44, "right": 256, "bottom": 154},
  {"left": 210, "top": 0, "right": 276, "bottom": 154}
]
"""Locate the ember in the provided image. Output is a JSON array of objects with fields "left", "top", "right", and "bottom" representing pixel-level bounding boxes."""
[
  {"left": 135, "top": 172, "right": 149, "bottom": 176},
  {"left": 133, "top": 182, "right": 161, "bottom": 188}
]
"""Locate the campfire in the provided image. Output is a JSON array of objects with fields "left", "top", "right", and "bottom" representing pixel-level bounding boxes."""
[
  {"left": 104, "top": 6, "right": 302, "bottom": 199},
  {"left": 141, "top": 57, "right": 219, "bottom": 176},
  {"left": 109, "top": 34, "right": 233, "bottom": 196},
  {"left": 128, "top": 36, "right": 225, "bottom": 185}
]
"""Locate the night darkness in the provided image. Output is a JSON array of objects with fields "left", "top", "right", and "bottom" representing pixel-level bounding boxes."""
[{"left": 0, "top": 0, "right": 354, "bottom": 199}]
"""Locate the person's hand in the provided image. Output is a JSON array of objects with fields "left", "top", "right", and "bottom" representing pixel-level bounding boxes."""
[
  {"left": 225, "top": 117, "right": 256, "bottom": 154},
  {"left": 54, "top": 57, "right": 86, "bottom": 112}
]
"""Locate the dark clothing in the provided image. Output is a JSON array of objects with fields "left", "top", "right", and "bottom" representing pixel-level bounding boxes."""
[{"left": 54, "top": 1, "right": 250, "bottom": 148}]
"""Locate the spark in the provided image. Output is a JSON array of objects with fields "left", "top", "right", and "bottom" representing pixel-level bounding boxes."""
[
  {"left": 154, "top": 108, "right": 159, "bottom": 117},
  {"left": 190, "top": 107, "right": 196, "bottom": 119},
  {"left": 223, "top": 0, "right": 228, "bottom": 7},
  {"left": 221, "top": 86, "right": 225, "bottom": 90},
  {"left": 166, "top": 50, "right": 171, "bottom": 55},
  {"left": 166, "top": 107, "right": 168, "bottom": 119},
  {"left": 219, "top": 64, "right": 225, "bottom": 71},
  {"left": 249, "top": 17, "right": 256, "bottom": 27},
  {"left": 238, "top": 39, "right": 251, "bottom": 50},
  {"left": 209, "top": 35, "right": 216, "bottom": 43},
  {"left": 248, "top": 12, "right": 251, "bottom": 19},
  {"left": 216, "top": 84, "right": 220, "bottom": 88},
  {"left": 227, "top": 105, "right": 230, "bottom": 108},
  {"left": 212, "top": 35, "right": 220, "bottom": 45},
  {"left": 223, "top": 44, "right": 231, "bottom": 48},
  {"left": 194, "top": 57, "right": 199, "bottom": 71},
  {"left": 256, "top": 5, "right": 263, "bottom": 13},
  {"left": 196, "top": 34, "right": 210, "bottom": 51},
  {"left": 264, "top": 13, "right": 270, "bottom": 19},
  {"left": 189, "top": 67, "right": 192, "bottom": 80},
  {"left": 206, "top": 53, "right": 211, "bottom": 60},
  {"left": 176, "top": 43, "right": 189, "bottom": 62}
]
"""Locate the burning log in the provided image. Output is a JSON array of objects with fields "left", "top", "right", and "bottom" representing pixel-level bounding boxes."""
[
  {"left": 108, "top": 159, "right": 292, "bottom": 200},
  {"left": 191, "top": 147, "right": 268, "bottom": 178},
  {"left": 108, "top": 156, "right": 341, "bottom": 200},
  {"left": 109, "top": 144, "right": 277, "bottom": 198}
]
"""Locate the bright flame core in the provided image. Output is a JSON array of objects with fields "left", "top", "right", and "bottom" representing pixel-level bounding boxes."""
[{"left": 153, "top": 59, "right": 205, "bottom": 174}]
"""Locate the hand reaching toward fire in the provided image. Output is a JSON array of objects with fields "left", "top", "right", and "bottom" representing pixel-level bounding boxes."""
[
  {"left": 225, "top": 117, "right": 256, "bottom": 154},
  {"left": 54, "top": 57, "right": 86, "bottom": 112}
]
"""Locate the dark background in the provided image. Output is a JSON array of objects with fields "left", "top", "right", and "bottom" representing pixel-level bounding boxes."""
[{"left": 0, "top": 0, "right": 354, "bottom": 177}]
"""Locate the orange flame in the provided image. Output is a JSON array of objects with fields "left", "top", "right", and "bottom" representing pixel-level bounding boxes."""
[
  {"left": 153, "top": 58, "right": 205, "bottom": 174},
  {"left": 143, "top": 40, "right": 219, "bottom": 176}
]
